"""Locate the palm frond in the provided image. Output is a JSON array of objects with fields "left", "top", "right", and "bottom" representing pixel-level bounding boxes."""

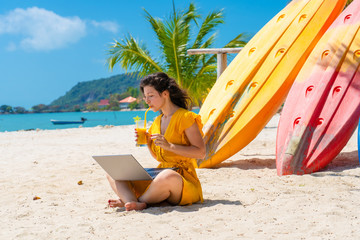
[
  {"left": 185, "top": 32, "right": 218, "bottom": 76},
  {"left": 191, "top": 9, "right": 224, "bottom": 50},
  {"left": 166, "top": 4, "right": 200, "bottom": 84},
  {"left": 223, "top": 32, "right": 251, "bottom": 48},
  {"left": 107, "top": 3, "right": 250, "bottom": 107},
  {"left": 189, "top": 65, "right": 217, "bottom": 88},
  {"left": 143, "top": 8, "right": 167, "bottom": 53},
  {"left": 183, "top": 9, "right": 223, "bottom": 79},
  {"left": 107, "top": 35, "right": 163, "bottom": 76},
  {"left": 193, "top": 32, "right": 250, "bottom": 80},
  {"left": 186, "top": 71, "right": 217, "bottom": 105}
]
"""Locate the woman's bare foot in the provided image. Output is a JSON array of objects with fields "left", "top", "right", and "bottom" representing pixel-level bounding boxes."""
[
  {"left": 124, "top": 201, "right": 147, "bottom": 211},
  {"left": 108, "top": 199, "right": 124, "bottom": 208}
]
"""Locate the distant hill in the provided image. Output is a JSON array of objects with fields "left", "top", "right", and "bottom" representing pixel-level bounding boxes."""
[{"left": 50, "top": 72, "right": 140, "bottom": 107}]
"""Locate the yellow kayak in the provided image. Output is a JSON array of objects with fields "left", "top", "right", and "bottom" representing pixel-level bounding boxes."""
[{"left": 198, "top": 0, "right": 347, "bottom": 168}]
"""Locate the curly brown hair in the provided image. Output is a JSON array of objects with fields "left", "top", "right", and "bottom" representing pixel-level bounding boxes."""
[{"left": 140, "top": 72, "right": 192, "bottom": 110}]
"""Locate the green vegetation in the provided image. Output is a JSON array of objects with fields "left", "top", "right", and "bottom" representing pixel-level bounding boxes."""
[
  {"left": 0, "top": 105, "right": 14, "bottom": 113},
  {"left": 1, "top": 72, "right": 145, "bottom": 114},
  {"left": 50, "top": 73, "right": 140, "bottom": 109},
  {"left": 107, "top": 3, "right": 249, "bottom": 105}
]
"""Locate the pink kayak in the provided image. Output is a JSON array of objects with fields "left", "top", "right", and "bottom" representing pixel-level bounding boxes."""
[{"left": 276, "top": 0, "right": 360, "bottom": 175}]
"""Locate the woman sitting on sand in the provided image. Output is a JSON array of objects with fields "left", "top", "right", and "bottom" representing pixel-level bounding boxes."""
[{"left": 107, "top": 72, "right": 206, "bottom": 211}]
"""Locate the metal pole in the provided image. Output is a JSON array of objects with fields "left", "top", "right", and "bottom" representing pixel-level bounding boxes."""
[
  {"left": 187, "top": 47, "right": 242, "bottom": 79},
  {"left": 217, "top": 53, "right": 227, "bottom": 79}
]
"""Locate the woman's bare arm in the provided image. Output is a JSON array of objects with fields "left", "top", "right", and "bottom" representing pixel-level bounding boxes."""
[
  {"left": 146, "top": 133, "right": 157, "bottom": 159},
  {"left": 151, "top": 123, "right": 206, "bottom": 159}
]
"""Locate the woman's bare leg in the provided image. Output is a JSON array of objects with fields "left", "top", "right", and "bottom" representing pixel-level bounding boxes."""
[
  {"left": 107, "top": 170, "right": 183, "bottom": 211},
  {"left": 137, "top": 170, "right": 183, "bottom": 206},
  {"left": 107, "top": 174, "right": 125, "bottom": 207},
  {"left": 106, "top": 174, "right": 143, "bottom": 209}
]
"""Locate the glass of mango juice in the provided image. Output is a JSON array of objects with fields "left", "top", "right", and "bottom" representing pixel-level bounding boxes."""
[{"left": 134, "top": 108, "right": 150, "bottom": 146}]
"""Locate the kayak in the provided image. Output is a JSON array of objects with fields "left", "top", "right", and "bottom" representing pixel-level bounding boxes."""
[
  {"left": 198, "top": 0, "right": 346, "bottom": 168},
  {"left": 276, "top": 0, "right": 360, "bottom": 175}
]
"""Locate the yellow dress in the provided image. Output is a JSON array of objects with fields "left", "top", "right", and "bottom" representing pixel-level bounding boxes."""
[{"left": 131, "top": 108, "right": 204, "bottom": 205}]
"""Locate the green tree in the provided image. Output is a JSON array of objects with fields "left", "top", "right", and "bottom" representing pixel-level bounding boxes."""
[
  {"left": 127, "top": 87, "right": 140, "bottom": 98},
  {"left": 86, "top": 102, "right": 99, "bottom": 111},
  {"left": 0, "top": 105, "right": 13, "bottom": 113},
  {"left": 117, "top": 92, "right": 131, "bottom": 100},
  {"left": 129, "top": 101, "right": 139, "bottom": 110},
  {"left": 73, "top": 105, "right": 81, "bottom": 112},
  {"left": 109, "top": 94, "right": 120, "bottom": 109},
  {"left": 49, "top": 105, "right": 62, "bottom": 112},
  {"left": 108, "top": 3, "right": 249, "bottom": 105},
  {"left": 14, "top": 106, "right": 26, "bottom": 113},
  {"left": 31, "top": 104, "right": 49, "bottom": 113}
]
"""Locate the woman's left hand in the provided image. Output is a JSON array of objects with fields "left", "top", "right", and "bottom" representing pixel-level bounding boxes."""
[{"left": 151, "top": 134, "right": 171, "bottom": 149}]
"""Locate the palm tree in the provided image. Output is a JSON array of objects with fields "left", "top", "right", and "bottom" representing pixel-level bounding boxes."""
[{"left": 107, "top": 3, "right": 249, "bottom": 105}]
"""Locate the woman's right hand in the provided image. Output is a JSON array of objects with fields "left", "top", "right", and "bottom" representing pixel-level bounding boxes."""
[{"left": 134, "top": 129, "right": 151, "bottom": 144}]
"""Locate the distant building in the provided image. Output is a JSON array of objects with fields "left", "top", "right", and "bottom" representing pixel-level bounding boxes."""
[
  {"left": 98, "top": 99, "right": 110, "bottom": 109},
  {"left": 119, "top": 96, "right": 137, "bottom": 109}
]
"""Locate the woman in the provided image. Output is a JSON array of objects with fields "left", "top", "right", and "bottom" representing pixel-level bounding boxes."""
[{"left": 107, "top": 72, "right": 206, "bottom": 211}]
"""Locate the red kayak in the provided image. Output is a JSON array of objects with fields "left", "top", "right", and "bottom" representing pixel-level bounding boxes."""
[{"left": 276, "top": 1, "right": 360, "bottom": 175}]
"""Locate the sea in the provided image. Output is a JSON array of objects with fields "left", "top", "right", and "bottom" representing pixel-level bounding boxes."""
[{"left": 0, "top": 109, "right": 200, "bottom": 132}]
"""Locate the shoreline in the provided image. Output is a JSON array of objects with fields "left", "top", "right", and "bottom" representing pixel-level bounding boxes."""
[
  {"left": 0, "top": 106, "right": 200, "bottom": 115},
  {"left": 0, "top": 108, "right": 199, "bottom": 133},
  {"left": 0, "top": 109, "right": 148, "bottom": 115},
  {"left": 0, "top": 109, "right": 161, "bottom": 133},
  {"left": 1, "top": 114, "right": 359, "bottom": 239}
]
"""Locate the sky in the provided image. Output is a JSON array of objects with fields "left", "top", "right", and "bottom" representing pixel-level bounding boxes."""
[{"left": 0, "top": 0, "right": 288, "bottom": 109}]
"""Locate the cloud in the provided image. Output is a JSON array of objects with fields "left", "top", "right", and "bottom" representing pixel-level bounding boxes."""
[
  {"left": 0, "top": 7, "right": 86, "bottom": 51},
  {"left": 91, "top": 20, "right": 119, "bottom": 34},
  {"left": 0, "top": 7, "right": 119, "bottom": 51}
]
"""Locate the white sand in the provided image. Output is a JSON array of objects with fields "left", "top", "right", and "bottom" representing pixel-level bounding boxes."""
[{"left": 1, "top": 114, "right": 359, "bottom": 239}]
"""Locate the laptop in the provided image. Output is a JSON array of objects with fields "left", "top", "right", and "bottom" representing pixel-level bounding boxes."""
[{"left": 92, "top": 154, "right": 177, "bottom": 181}]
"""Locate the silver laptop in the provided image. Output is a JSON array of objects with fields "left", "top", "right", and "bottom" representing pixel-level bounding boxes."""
[{"left": 92, "top": 154, "right": 177, "bottom": 181}]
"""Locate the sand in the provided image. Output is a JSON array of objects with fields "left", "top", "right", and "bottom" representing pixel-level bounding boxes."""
[{"left": 1, "top": 114, "right": 359, "bottom": 239}]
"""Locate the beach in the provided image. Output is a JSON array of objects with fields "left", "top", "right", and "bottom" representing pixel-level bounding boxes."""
[{"left": 1, "top": 113, "right": 359, "bottom": 239}]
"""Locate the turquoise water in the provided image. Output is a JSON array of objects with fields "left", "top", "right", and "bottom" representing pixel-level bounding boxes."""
[
  {"left": 0, "top": 111, "right": 158, "bottom": 132},
  {"left": 0, "top": 109, "right": 200, "bottom": 132}
]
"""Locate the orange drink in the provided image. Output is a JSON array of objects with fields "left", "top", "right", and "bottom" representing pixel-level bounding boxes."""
[
  {"left": 136, "top": 128, "right": 147, "bottom": 145},
  {"left": 135, "top": 108, "right": 151, "bottom": 146}
]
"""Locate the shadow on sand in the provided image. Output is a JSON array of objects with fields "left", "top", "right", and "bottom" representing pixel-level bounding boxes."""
[
  {"left": 115, "top": 199, "right": 242, "bottom": 214},
  {"left": 213, "top": 157, "right": 276, "bottom": 170},
  {"left": 209, "top": 150, "right": 359, "bottom": 174},
  {"left": 312, "top": 150, "right": 360, "bottom": 177},
  {"left": 173, "top": 199, "right": 242, "bottom": 213}
]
